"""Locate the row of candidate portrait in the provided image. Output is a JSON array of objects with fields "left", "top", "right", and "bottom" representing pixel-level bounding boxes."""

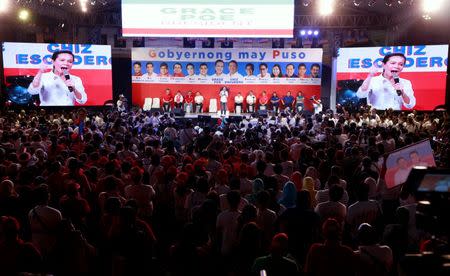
[{"left": 131, "top": 60, "right": 322, "bottom": 83}]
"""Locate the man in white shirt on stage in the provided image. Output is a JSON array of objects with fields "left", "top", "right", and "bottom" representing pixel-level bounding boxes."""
[
  {"left": 28, "top": 50, "right": 87, "bottom": 106},
  {"left": 194, "top": 91, "right": 204, "bottom": 113},
  {"left": 246, "top": 90, "right": 257, "bottom": 113},
  {"left": 357, "top": 53, "right": 416, "bottom": 110},
  {"left": 234, "top": 91, "right": 244, "bottom": 114},
  {"left": 143, "top": 62, "right": 157, "bottom": 79}
]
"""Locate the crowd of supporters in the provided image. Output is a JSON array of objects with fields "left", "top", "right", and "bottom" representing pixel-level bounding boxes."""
[{"left": 0, "top": 104, "right": 449, "bottom": 275}]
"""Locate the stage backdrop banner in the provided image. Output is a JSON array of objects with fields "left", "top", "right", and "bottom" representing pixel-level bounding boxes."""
[
  {"left": 2, "top": 42, "right": 113, "bottom": 106},
  {"left": 122, "top": 0, "right": 295, "bottom": 38},
  {"left": 336, "top": 45, "right": 448, "bottom": 111},
  {"left": 131, "top": 47, "right": 323, "bottom": 111}
]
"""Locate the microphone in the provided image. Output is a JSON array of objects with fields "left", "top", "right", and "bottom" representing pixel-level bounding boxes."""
[
  {"left": 63, "top": 69, "right": 74, "bottom": 92},
  {"left": 392, "top": 72, "right": 402, "bottom": 96}
]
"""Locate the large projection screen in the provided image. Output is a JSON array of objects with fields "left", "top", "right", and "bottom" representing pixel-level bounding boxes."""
[
  {"left": 2, "top": 42, "right": 112, "bottom": 106},
  {"left": 336, "top": 45, "right": 448, "bottom": 111},
  {"left": 121, "top": 0, "right": 295, "bottom": 38}
]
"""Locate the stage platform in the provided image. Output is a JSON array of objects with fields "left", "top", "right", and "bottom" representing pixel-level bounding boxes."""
[{"left": 179, "top": 112, "right": 252, "bottom": 119}]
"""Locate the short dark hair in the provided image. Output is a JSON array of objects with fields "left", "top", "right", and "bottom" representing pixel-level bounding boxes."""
[
  {"left": 245, "top": 63, "right": 254, "bottom": 71},
  {"left": 311, "top": 63, "right": 320, "bottom": 69},
  {"left": 382, "top": 53, "right": 406, "bottom": 64},
  {"left": 186, "top": 63, "right": 194, "bottom": 69},
  {"left": 298, "top": 63, "right": 306, "bottom": 68},
  {"left": 259, "top": 63, "right": 268, "bottom": 69},
  {"left": 286, "top": 63, "right": 294, "bottom": 69},
  {"left": 229, "top": 60, "right": 238, "bottom": 66},
  {"left": 160, "top": 62, "right": 168, "bottom": 69},
  {"left": 145, "top": 62, "right": 153, "bottom": 67},
  {"left": 173, "top": 62, "right": 182, "bottom": 69},
  {"left": 51, "top": 50, "right": 75, "bottom": 61},
  {"left": 133, "top": 61, "right": 141, "bottom": 67},
  {"left": 215, "top": 59, "right": 224, "bottom": 66}
]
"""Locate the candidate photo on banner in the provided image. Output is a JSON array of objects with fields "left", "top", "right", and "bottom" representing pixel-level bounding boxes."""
[
  {"left": 131, "top": 48, "right": 323, "bottom": 112},
  {"left": 336, "top": 45, "right": 448, "bottom": 111},
  {"left": 2, "top": 42, "right": 113, "bottom": 106}
]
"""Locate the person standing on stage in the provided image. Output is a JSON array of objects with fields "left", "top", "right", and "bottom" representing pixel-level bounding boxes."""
[
  {"left": 296, "top": 91, "right": 305, "bottom": 112},
  {"left": 270, "top": 92, "right": 281, "bottom": 114},
  {"left": 174, "top": 91, "right": 184, "bottom": 109},
  {"left": 259, "top": 91, "right": 269, "bottom": 110},
  {"left": 246, "top": 90, "right": 257, "bottom": 113},
  {"left": 234, "top": 91, "right": 244, "bottom": 114},
  {"left": 219, "top": 86, "right": 229, "bottom": 116},
  {"left": 356, "top": 53, "right": 416, "bottom": 110},
  {"left": 282, "top": 91, "right": 294, "bottom": 112},
  {"left": 184, "top": 91, "right": 194, "bottom": 113},
  {"left": 162, "top": 88, "right": 173, "bottom": 113},
  {"left": 194, "top": 91, "right": 204, "bottom": 113}
]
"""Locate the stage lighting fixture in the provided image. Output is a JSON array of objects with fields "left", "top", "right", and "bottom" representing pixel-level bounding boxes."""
[
  {"left": 18, "top": 9, "right": 30, "bottom": 21},
  {"left": 302, "top": 0, "right": 312, "bottom": 7},
  {"left": 385, "top": 0, "right": 393, "bottom": 6},
  {"left": 422, "top": 0, "right": 443, "bottom": 13},
  {"left": 353, "top": 0, "right": 363, "bottom": 6},
  {"left": 307, "top": 30, "right": 313, "bottom": 35},
  {"left": 318, "top": 0, "right": 334, "bottom": 16},
  {"left": 422, "top": 14, "right": 431, "bottom": 20},
  {"left": 0, "top": 0, "right": 10, "bottom": 13},
  {"left": 300, "top": 30, "right": 306, "bottom": 36},
  {"left": 368, "top": 0, "right": 377, "bottom": 6},
  {"left": 313, "top": 30, "right": 319, "bottom": 36}
]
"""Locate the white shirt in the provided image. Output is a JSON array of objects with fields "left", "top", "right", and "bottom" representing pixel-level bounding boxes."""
[
  {"left": 234, "top": 95, "right": 243, "bottom": 104},
  {"left": 313, "top": 102, "right": 323, "bottom": 114},
  {"left": 220, "top": 90, "right": 228, "bottom": 103},
  {"left": 28, "top": 71, "right": 87, "bottom": 106},
  {"left": 194, "top": 95, "right": 204, "bottom": 104},
  {"left": 142, "top": 72, "right": 157, "bottom": 79},
  {"left": 174, "top": 94, "right": 184, "bottom": 103},
  {"left": 246, "top": 95, "right": 256, "bottom": 105},
  {"left": 257, "top": 74, "right": 271, "bottom": 79},
  {"left": 227, "top": 72, "right": 244, "bottom": 80},
  {"left": 356, "top": 74, "right": 416, "bottom": 110}
]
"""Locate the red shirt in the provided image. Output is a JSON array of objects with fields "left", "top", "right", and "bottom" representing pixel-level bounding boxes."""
[
  {"left": 163, "top": 94, "right": 173, "bottom": 103},
  {"left": 185, "top": 95, "right": 194, "bottom": 104},
  {"left": 259, "top": 95, "right": 268, "bottom": 105},
  {"left": 173, "top": 72, "right": 185, "bottom": 77}
]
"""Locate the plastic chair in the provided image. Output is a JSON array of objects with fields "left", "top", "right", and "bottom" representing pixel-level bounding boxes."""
[
  {"left": 143, "top": 97, "right": 152, "bottom": 111},
  {"left": 209, "top": 98, "right": 218, "bottom": 113},
  {"left": 151, "top": 98, "right": 160, "bottom": 109}
]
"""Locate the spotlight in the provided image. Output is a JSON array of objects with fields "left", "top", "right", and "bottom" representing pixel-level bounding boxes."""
[
  {"left": 302, "top": 0, "right": 312, "bottom": 7},
  {"left": 422, "top": 0, "right": 444, "bottom": 13},
  {"left": 300, "top": 30, "right": 306, "bottom": 36},
  {"left": 385, "top": 0, "right": 393, "bottom": 6},
  {"left": 313, "top": 30, "right": 319, "bottom": 36},
  {"left": 368, "top": 0, "right": 377, "bottom": 6},
  {"left": 353, "top": 0, "right": 363, "bottom": 6},
  {"left": 422, "top": 14, "right": 432, "bottom": 20},
  {"left": 318, "top": 0, "right": 334, "bottom": 16},
  {"left": 0, "top": 0, "right": 10, "bottom": 13},
  {"left": 307, "top": 30, "right": 313, "bottom": 35},
  {"left": 397, "top": 0, "right": 404, "bottom": 4},
  {"left": 18, "top": 9, "right": 30, "bottom": 21}
]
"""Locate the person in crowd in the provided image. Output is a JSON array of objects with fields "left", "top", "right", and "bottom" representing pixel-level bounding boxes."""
[{"left": 356, "top": 53, "right": 415, "bottom": 110}]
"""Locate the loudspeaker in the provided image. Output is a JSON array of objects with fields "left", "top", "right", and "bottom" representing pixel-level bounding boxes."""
[
  {"left": 257, "top": 110, "right": 268, "bottom": 118},
  {"left": 173, "top": 108, "right": 185, "bottom": 116}
]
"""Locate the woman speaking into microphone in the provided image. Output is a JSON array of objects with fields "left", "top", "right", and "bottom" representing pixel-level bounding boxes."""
[{"left": 28, "top": 50, "right": 87, "bottom": 106}]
